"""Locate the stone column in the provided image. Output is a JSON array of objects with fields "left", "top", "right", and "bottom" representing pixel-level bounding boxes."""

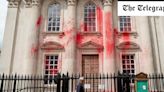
[
  {"left": 62, "top": 0, "right": 76, "bottom": 74},
  {"left": 11, "top": 0, "right": 41, "bottom": 74},
  {"left": 103, "top": 0, "right": 115, "bottom": 74},
  {"left": 156, "top": 17, "right": 164, "bottom": 73},
  {"left": 148, "top": 17, "right": 164, "bottom": 73},
  {"left": 0, "top": 0, "right": 21, "bottom": 74}
]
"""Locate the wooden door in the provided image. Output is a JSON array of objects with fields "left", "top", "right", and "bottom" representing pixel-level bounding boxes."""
[{"left": 82, "top": 55, "right": 99, "bottom": 91}]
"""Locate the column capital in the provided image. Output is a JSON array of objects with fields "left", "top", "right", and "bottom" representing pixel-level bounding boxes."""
[
  {"left": 24, "top": 0, "right": 41, "bottom": 8},
  {"left": 7, "top": 0, "right": 21, "bottom": 8},
  {"left": 102, "top": 0, "right": 113, "bottom": 6},
  {"left": 7, "top": 0, "right": 41, "bottom": 8},
  {"left": 67, "top": 0, "right": 76, "bottom": 6}
]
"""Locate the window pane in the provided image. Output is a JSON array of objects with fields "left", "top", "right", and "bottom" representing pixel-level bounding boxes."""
[
  {"left": 119, "top": 16, "right": 132, "bottom": 32},
  {"left": 122, "top": 54, "right": 135, "bottom": 76},
  {"left": 47, "top": 3, "right": 61, "bottom": 32},
  {"left": 44, "top": 55, "right": 59, "bottom": 84},
  {"left": 84, "top": 2, "right": 96, "bottom": 32}
]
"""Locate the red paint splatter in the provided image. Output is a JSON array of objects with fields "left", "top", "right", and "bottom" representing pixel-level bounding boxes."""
[
  {"left": 97, "top": 47, "right": 102, "bottom": 53},
  {"left": 84, "top": 23, "right": 88, "bottom": 32},
  {"left": 31, "top": 44, "right": 38, "bottom": 55},
  {"left": 122, "top": 31, "right": 131, "bottom": 51},
  {"left": 96, "top": 7, "right": 103, "bottom": 33},
  {"left": 96, "top": 6, "right": 103, "bottom": 54},
  {"left": 44, "top": 48, "right": 55, "bottom": 52},
  {"left": 58, "top": 54, "right": 62, "bottom": 71},
  {"left": 50, "top": 69, "right": 58, "bottom": 75},
  {"left": 36, "top": 16, "right": 42, "bottom": 27},
  {"left": 105, "top": 12, "right": 114, "bottom": 56},
  {"left": 45, "top": 60, "right": 49, "bottom": 64},
  {"left": 123, "top": 33, "right": 130, "bottom": 41},
  {"left": 76, "top": 33, "right": 83, "bottom": 45},
  {"left": 114, "top": 28, "right": 119, "bottom": 36}
]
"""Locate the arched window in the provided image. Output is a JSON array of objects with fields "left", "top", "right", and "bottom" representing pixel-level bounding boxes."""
[
  {"left": 47, "top": 3, "right": 61, "bottom": 32},
  {"left": 84, "top": 2, "right": 96, "bottom": 32}
]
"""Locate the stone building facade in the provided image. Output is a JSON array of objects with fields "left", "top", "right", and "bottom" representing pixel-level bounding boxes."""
[{"left": 0, "top": 0, "right": 164, "bottom": 77}]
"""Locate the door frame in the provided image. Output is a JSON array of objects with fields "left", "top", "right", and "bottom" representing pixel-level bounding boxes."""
[
  {"left": 76, "top": 49, "right": 103, "bottom": 75},
  {"left": 82, "top": 54, "right": 99, "bottom": 75}
]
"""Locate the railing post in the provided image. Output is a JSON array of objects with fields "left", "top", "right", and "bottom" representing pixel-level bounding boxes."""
[
  {"left": 13, "top": 74, "right": 17, "bottom": 92},
  {"left": 56, "top": 73, "right": 61, "bottom": 92},
  {"left": 0, "top": 74, "right": 4, "bottom": 92},
  {"left": 66, "top": 73, "right": 69, "bottom": 92},
  {"left": 124, "top": 74, "right": 130, "bottom": 92},
  {"left": 62, "top": 73, "right": 69, "bottom": 92},
  {"left": 117, "top": 73, "right": 123, "bottom": 92}
]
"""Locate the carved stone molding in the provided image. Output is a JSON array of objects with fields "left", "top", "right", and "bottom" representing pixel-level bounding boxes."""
[
  {"left": 117, "top": 32, "right": 138, "bottom": 39},
  {"left": 67, "top": 0, "right": 76, "bottom": 6},
  {"left": 24, "top": 0, "right": 41, "bottom": 7},
  {"left": 7, "top": 0, "right": 41, "bottom": 8},
  {"left": 116, "top": 41, "right": 141, "bottom": 51},
  {"left": 102, "top": 0, "right": 113, "bottom": 6},
  {"left": 78, "top": 41, "right": 104, "bottom": 50},
  {"left": 7, "top": 0, "right": 21, "bottom": 8},
  {"left": 41, "top": 41, "right": 65, "bottom": 51}
]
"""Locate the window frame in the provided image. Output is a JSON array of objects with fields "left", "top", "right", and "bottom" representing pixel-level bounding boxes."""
[
  {"left": 121, "top": 54, "right": 135, "bottom": 75},
  {"left": 119, "top": 52, "right": 138, "bottom": 75},
  {"left": 47, "top": 2, "right": 62, "bottom": 32},
  {"left": 43, "top": 54, "right": 59, "bottom": 84},
  {"left": 119, "top": 16, "right": 132, "bottom": 32},
  {"left": 83, "top": 2, "right": 97, "bottom": 32},
  {"left": 120, "top": 52, "right": 137, "bottom": 84},
  {"left": 118, "top": 16, "right": 138, "bottom": 33}
]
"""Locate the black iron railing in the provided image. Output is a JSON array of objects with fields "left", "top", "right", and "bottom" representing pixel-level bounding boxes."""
[{"left": 0, "top": 73, "right": 163, "bottom": 92}]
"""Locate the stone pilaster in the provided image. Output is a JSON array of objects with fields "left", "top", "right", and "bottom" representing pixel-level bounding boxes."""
[
  {"left": 8, "top": 0, "right": 41, "bottom": 74},
  {"left": 0, "top": 0, "right": 21, "bottom": 74},
  {"left": 103, "top": 0, "right": 115, "bottom": 74},
  {"left": 62, "top": 0, "right": 76, "bottom": 74},
  {"left": 156, "top": 17, "right": 164, "bottom": 73},
  {"left": 148, "top": 17, "right": 164, "bottom": 73}
]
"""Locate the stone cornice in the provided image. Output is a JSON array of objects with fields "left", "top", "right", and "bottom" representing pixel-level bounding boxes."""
[
  {"left": 7, "top": 0, "right": 41, "bottom": 8},
  {"left": 67, "top": 0, "right": 76, "bottom": 6},
  {"left": 24, "top": 0, "right": 41, "bottom": 7},
  {"left": 7, "top": 0, "right": 21, "bottom": 8},
  {"left": 102, "top": 0, "right": 113, "bottom": 6}
]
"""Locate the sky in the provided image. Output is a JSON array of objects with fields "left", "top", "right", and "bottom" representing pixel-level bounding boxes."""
[{"left": 0, "top": 0, "right": 8, "bottom": 48}]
